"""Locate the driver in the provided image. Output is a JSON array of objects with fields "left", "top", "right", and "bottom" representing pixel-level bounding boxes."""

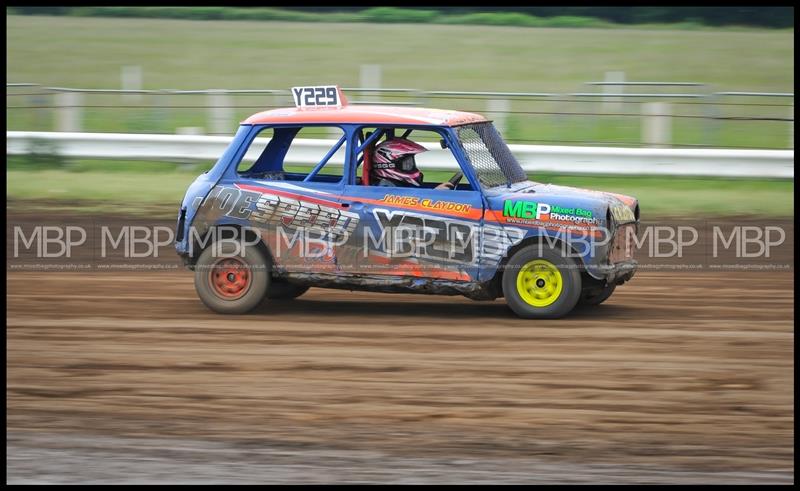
[{"left": 370, "top": 138, "right": 455, "bottom": 190}]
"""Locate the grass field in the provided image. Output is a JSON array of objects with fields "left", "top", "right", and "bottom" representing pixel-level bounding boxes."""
[
  {"left": 6, "top": 15, "right": 795, "bottom": 148},
  {"left": 7, "top": 15, "right": 793, "bottom": 91},
  {"left": 6, "top": 159, "right": 794, "bottom": 218}
]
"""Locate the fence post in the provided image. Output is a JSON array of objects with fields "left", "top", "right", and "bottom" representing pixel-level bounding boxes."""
[
  {"left": 55, "top": 92, "right": 82, "bottom": 132},
  {"left": 32, "top": 93, "right": 49, "bottom": 131},
  {"left": 642, "top": 102, "right": 671, "bottom": 148},
  {"left": 121, "top": 65, "right": 143, "bottom": 102},
  {"left": 360, "top": 64, "right": 381, "bottom": 91},
  {"left": 153, "top": 92, "right": 171, "bottom": 133},
  {"left": 487, "top": 99, "right": 510, "bottom": 135},
  {"left": 414, "top": 89, "right": 429, "bottom": 107},
  {"left": 603, "top": 71, "right": 625, "bottom": 112},
  {"left": 208, "top": 90, "right": 232, "bottom": 135}
]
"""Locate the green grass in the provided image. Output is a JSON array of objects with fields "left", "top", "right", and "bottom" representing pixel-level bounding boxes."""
[
  {"left": 6, "top": 160, "right": 794, "bottom": 219},
  {"left": 7, "top": 15, "right": 792, "bottom": 93},
  {"left": 532, "top": 173, "right": 794, "bottom": 218},
  {"left": 7, "top": 169, "right": 193, "bottom": 207},
  {"left": 6, "top": 15, "right": 793, "bottom": 149}
]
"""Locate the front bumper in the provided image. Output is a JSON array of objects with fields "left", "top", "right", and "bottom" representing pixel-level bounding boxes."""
[
  {"left": 601, "top": 221, "right": 638, "bottom": 284},
  {"left": 594, "top": 260, "right": 638, "bottom": 285}
]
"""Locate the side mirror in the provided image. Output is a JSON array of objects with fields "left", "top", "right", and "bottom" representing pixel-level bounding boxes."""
[{"left": 439, "top": 139, "right": 448, "bottom": 149}]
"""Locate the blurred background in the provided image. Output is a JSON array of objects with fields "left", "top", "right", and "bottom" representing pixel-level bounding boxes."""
[{"left": 6, "top": 6, "right": 794, "bottom": 217}]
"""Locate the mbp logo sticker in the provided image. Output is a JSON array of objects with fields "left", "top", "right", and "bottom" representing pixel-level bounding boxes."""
[
  {"left": 502, "top": 200, "right": 601, "bottom": 226},
  {"left": 502, "top": 200, "right": 550, "bottom": 220}
]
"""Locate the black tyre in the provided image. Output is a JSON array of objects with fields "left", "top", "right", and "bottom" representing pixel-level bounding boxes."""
[
  {"left": 502, "top": 243, "right": 582, "bottom": 319},
  {"left": 194, "top": 241, "right": 269, "bottom": 314},
  {"left": 578, "top": 276, "right": 616, "bottom": 307},
  {"left": 266, "top": 281, "right": 310, "bottom": 300}
]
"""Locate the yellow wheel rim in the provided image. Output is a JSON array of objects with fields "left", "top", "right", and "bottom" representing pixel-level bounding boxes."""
[{"left": 516, "top": 259, "right": 563, "bottom": 307}]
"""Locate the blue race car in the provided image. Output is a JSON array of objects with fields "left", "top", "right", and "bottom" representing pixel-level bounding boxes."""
[{"left": 175, "top": 86, "right": 639, "bottom": 318}]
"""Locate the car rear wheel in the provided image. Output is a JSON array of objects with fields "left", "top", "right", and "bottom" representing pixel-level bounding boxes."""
[
  {"left": 502, "top": 244, "right": 582, "bottom": 319},
  {"left": 194, "top": 242, "right": 269, "bottom": 314}
]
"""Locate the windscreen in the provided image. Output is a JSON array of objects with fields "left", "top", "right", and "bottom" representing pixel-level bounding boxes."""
[{"left": 455, "top": 122, "right": 528, "bottom": 189}]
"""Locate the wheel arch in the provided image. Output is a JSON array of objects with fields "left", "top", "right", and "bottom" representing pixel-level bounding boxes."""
[
  {"left": 488, "top": 233, "right": 588, "bottom": 298},
  {"left": 184, "top": 223, "right": 275, "bottom": 271}
]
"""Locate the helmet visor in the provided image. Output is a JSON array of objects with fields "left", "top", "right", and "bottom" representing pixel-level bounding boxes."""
[{"left": 397, "top": 155, "right": 417, "bottom": 172}]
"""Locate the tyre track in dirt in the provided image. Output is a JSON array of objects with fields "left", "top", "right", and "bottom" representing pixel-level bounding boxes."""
[{"left": 6, "top": 270, "right": 794, "bottom": 483}]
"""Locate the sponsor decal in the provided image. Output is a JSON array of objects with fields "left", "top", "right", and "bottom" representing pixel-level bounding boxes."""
[
  {"left": 502, "top": 200, "right": 599, "bottom": 225},
  {"left": 251, "top": 194, "right": 358, "bottom": 235},
  {"left": 610, "top": 202, "right": 636, "bottom": 223},
  {"left": 372, "top": 209, "right": 474, "bottom": 263},
  {"left": 503, "top": 200, "right": 550, "bottom": 220},
  {"left": 197, "top": 185, "right": 360, "bottom": 242},
  {"left": 381, "top": 194, "right": 472, "bottom": 214},
  {"left": 368, "top": 208, "right": 523, "bottom": 266}
]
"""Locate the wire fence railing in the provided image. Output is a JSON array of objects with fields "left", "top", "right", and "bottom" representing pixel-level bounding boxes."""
[{"left": 6, "top": 83, "right": 794, "bottom": 149}]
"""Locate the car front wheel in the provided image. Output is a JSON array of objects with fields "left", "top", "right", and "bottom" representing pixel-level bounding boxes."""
[
  {"left": 578, "top": 276, "right": 616, "bottom": 307},
  {"left": 502, "top": 243, "right": 582, "bottom": 319}
]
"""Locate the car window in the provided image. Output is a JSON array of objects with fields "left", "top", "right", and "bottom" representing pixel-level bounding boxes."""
[
  {"left": 238, "top": 126, "right": 347, "bottom": 184},
  {"left": 284, "top": 126, "right": 347, "bottom": 183},
  {"left": 455, "top": 123, "right": 527, "bottom": 189},
  {"left": 353, "top": 127, "right": 474, "bottom": 191},
  {"left": 237, "top": 127, "right": 273, "bottom": 174}
]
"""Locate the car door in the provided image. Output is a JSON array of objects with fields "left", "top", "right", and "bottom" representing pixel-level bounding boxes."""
[
  {"left": 337, "top": 127, "right": 485, "bottom": 282},
  {"left": 231, "top": 124, "right": 354, "bottom": 274}
]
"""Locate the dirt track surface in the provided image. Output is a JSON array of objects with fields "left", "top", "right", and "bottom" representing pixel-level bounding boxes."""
[{"left": 6, "top": 270, "right": 795, "bottom": 484}]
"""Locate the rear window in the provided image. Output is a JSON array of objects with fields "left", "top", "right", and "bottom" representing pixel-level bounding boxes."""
[{"left": 238, "top": 125, "right": 346, "bottom": 184}]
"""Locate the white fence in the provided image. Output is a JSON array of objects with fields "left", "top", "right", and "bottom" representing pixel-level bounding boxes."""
[
  {"left": 6, "top": 131, "right": 794, "bottom": 178},
  {"left": 8, "top": 81, "right": 794, "bottom": 149}
]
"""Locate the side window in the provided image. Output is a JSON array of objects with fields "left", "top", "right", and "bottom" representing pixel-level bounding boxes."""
[
  {"left": 284, "top": 127, "right": 346, "bottom": 183},
  {"left": 237, "top": 126, "right": 347, "bottom": 184},
  {"left": 238, "top": 127, "right": 273, "bottom": 174},
  {"left": 353, "top": 127, "right": 474, "bottom": 191}
]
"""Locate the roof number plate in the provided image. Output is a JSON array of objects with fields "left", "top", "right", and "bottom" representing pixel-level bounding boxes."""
[{"left": 292, "top": 86, "right": 342, "bottom": 108}]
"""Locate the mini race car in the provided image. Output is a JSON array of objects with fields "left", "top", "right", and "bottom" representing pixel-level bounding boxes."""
[{"left": 175, "top": 85, "right": 639, "bottom": 318}]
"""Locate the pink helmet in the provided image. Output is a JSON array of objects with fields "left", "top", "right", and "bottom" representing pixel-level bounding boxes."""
[{"left": 371, "top": 138, "right": 427, "bottom": 187}]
